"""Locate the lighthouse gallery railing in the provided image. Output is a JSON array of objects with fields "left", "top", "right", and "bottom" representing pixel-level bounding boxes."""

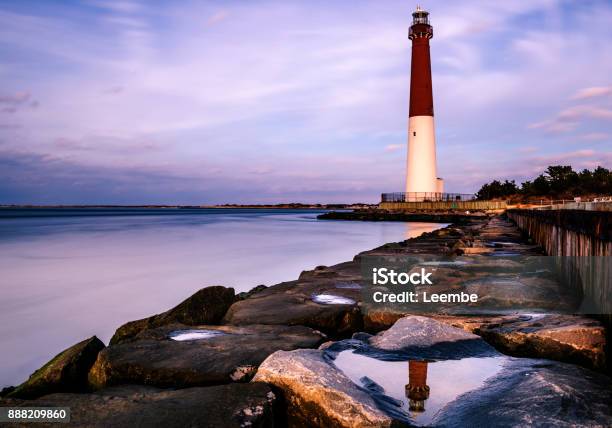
[{"left": 381, "top": 192, "right": 476, "bottom": 203}]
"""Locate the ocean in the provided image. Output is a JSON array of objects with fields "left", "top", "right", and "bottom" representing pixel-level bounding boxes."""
[{"left": 0, "top": 208, "right": 443, "bottom": 387}]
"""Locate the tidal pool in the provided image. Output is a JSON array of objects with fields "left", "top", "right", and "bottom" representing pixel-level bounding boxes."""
[
  {"left": 311, "top": 294, "right": 356, "bottom": 305},
  {"left": 333, "top": 350, "right": 505, "bottom": 426},
  {"left": 168, "top": 329, "right": 226, "bottom": 341}
]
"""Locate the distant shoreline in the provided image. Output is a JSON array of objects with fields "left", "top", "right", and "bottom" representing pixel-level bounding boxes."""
[
  {"left": 0, "top": 204, "right": 374, "bottom": 210},
  {"left": 0, "top": 205, "right": 357, "bottom": 220}
]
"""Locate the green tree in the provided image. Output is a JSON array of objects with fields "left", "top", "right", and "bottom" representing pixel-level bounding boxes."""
[
  {"left": 476, "top": 165, "right": 611, "bottom": 200},
  {"left": 544, "top": 165, "right": 578, "bottom": 194},
  {"left": 475, "top": 179, "right": 518, "bottom": 199},
  {"left": 591, "top": 166, "right": 612, "bottom": 193}
]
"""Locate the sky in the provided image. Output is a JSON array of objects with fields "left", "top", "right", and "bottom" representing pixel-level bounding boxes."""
[{"left": 0, "top": 0, "right": 611, "bottom": 204}]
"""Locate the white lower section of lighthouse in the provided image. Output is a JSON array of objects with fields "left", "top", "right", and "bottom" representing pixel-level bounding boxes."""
[{"left": 405, "top": 115, "right": 442, "bottom": 196}]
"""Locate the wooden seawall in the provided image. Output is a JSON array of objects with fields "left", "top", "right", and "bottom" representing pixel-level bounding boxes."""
[{"left": 507, "top": 209, "right": 611, "bottom": 321}]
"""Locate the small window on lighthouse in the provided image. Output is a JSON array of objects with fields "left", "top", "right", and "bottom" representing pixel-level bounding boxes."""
[{"left": 413, "top": 131, "right": 416, "bottom": 136}]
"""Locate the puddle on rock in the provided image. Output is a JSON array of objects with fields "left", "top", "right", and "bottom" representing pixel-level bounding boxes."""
[
  {"left": 333, "top": 350, "right": 505, "bottom": 426},
  {"left": 312, "top": 294, "right": 356, "bottom": 305},
  {"left": 168, "top": 329, "right": 226, "bottom": 341}
]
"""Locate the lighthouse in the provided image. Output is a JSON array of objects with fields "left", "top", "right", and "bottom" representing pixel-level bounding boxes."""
[{"left": 405, "top": 6, "right": 443, "bottom": 200}]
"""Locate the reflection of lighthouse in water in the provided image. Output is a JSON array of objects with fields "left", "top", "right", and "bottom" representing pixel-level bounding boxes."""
[{"left": 405, "top": 360, "right": 430, "bottom": 412}]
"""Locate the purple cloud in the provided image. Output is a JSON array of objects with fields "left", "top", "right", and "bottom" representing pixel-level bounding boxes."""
[
  {"left": 571, "top": 86, "right": 612, "bottom": 100},
  {"left": 0, "top": 92, "right": 30, "bottom": 104},
  {"left": 103, "top": 86, "right": 124, "bottom": 94},
  {"left": 0, "top": 1, "right": 611, "bottom": 203}
]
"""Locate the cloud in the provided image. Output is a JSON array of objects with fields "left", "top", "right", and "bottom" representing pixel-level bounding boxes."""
[
  {"left": 0, "top": 92, "right": 30, "bottom": 105},
  {"left": 579, "top": 132, "right": 609, "bottom": 141},
  {"left": 103, "top": 86, "right": 124, "bottom": 94},
  {"left": 85, "top": 0, "right": 142, "bottom": 14},
  {"left": 384, "top": 144, "right": 403, "bottom": 152},
  {"left": 528, "top": 120, "right": 577, "bottom": 134},
  {"left": 0, "top": 91, "right": 39, "bottom": 114},
  {"left": 558, "top": 106, "right": 612, "bottom": 120},
  {"left": 248, "top": 167, "right": 273, "bottom": 175},
  {"left": 529, "top": 105, "right": 612, "bottom": 133},
  {"left": 571, "top": 86, "right": 612, "bottom": 100},
  {"left": 524, "top": 150, "right": 612, "bottom": 174},
  {"left": 1, "top": 1, "right": 611, "bottom": 202},
  {"left": 0, "top": 123, "right": 21, "bottom": 130},
  {"left": 206, "top": 10, "right": 229, "bottom": 26},
  {"left": 532, "top": 149, "right": 596, "bottom": 161},
  {"left": 0, "top": 147, "right": 401, "bottom": 204}
]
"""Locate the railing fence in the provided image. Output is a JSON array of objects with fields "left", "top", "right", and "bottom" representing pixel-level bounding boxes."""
[{"left": 381, "top": 192, "right": 476, "bottom": 203}]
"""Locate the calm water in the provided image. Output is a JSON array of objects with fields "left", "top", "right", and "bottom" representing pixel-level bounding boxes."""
[
  {"left": 0, "top": 208, "right": 443, "bottom": 388},
  {"left": 334, "top": 350, "right": 505, "bottom": 426}
]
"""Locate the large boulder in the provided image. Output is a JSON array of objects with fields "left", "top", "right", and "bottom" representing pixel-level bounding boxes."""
[
  {"left": 7, "top": 336, "right": 104, "bottom": 399},
  {"left": 463, "top": 275, "right": 572, "bottom": 310},
  {"left": 475, "top": 314, "right": 607, "bottom": 371},
  {"left": 253, "top": 349, "right": 396, "bottom": 427},
  {"left": 431, "top": 314, "right": 607, "bottom": 371},
  {"left": 89, "top": 324, "right": 325, "bottom": 389},
  {"left": 367, "top": 315, "right": 497, "bottom": 359},
  {"left": 110, "top": 286, "right": 236, "bottom": 345},
  {"left": 361, "top": 307, "right": 406, "bottom": 333},
  {"left": 1, "top": 383, "right": 277, "bottom": 428},
  {"left": 223, "top": 282, "right": 362, "bottom": 336},
  {"left": 369, "top": 316, "right": 478, "bottom": 350}
]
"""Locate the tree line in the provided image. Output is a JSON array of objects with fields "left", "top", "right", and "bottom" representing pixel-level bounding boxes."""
[{"left": 475, "top": 165, "right": 612, "bottom": 200}]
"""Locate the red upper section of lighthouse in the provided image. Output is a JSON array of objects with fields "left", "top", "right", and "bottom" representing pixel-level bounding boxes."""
[{"left": 408, "top": 7, "right": 434, "bottom": 117}]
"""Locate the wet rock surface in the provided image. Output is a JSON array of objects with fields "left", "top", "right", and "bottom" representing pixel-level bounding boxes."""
[
  {"left": 110, "top": 285, "right": 236, "bottom": 345},
  {"left": 370, "top": 316, "right": 483, "bottom": 350},
  {"left": 1, "top": 383, "right": 277, "bottom": 428},
  {"left": 431, "top": 313, "right": 607, "bottom": 371},
  {"left": 432, "top": 358, "right": 612, "bottom": 428},
  {"left": 365, "top": 316, "right": 497, "bottom": 359},
  {"left": 9, "top": 214, "right": 610, "bottom": 427},
  {"left": 254, "top": 316, "right": 612, "bottom": 427},
  {"left": 7, "top": 336, "right": 104, "bottom": 399},
  {"left": 477, "top": 314, "right": 606, "bottom": 371},
  {"left": 237, "top": 284, "right": 268, "bottom": 300},
  {"left": 223, "top": 278, "right": 363, "bottom": 336},
  {"left": 253, "top": 349, "right": 396, "bottom": 427},
  {"left": 357, "top": 217, "right": 599, "bottom": 363},
  {"left": 89, "top": 324, "right": 325, "bottom": 389},
  {"left": 323, "top": 315, "right": 499, "bottom": 363}
]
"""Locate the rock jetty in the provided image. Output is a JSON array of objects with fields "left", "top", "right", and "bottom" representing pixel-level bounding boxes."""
[{"left": 2, "top": 214, "right": 610, "bottom": 427}]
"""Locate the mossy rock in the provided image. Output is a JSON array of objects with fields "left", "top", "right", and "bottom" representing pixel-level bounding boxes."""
[
  {"left": 110, "top": 285, "right": 236, "bottom": 345},
  {"left": 8, "top": 336, "right": 104, "bottom": 399}
]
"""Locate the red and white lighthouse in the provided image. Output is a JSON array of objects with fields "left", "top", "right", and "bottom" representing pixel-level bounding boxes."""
[{"left": 405, "top": 6, "right": 443, "bottom": 199}]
